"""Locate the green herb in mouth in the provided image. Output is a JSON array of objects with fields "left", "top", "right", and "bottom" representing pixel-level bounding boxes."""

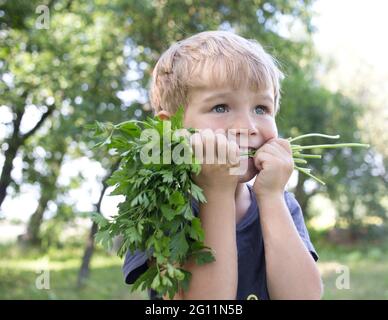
[{"left": 240, "top": 133, "right": 370, "bottom": 185}]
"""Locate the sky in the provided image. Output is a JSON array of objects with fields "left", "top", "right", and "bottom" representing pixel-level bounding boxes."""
[
  {"left": 1, "top": 0, "right": 388, "bottom": 225},
  {"left": 312, "top": 0, "right": 388, "bottom": 96},
  {"left": 313, "top": 0, "right": 388, "bottom": 67}
]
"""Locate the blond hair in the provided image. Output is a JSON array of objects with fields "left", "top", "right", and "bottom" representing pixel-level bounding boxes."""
[{"left": 149, "top": 30, "right": 284, "bottom": 115}]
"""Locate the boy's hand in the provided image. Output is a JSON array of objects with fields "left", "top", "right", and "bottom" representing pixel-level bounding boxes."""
[
  {"left": 251, "top": 138, "right": 294, "bottom": 199},
  {"left": 189, "top": 130, "right": 240, "bottom": 194}
]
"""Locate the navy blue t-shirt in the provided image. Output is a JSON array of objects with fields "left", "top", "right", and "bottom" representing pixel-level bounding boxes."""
[{"left": 123, "top": 183, "right": 318, "bottom": 300}]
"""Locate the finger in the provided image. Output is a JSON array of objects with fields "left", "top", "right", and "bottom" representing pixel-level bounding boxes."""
[
  {"left": 201, "top": 129, "right": 216, "bottom": 164},
  {"left": 259, "top": 143, "right": 294, "bottom": 169},
  {"left": 227, "top": 140, "right": 240, "bottom": 166},
  {"left": 190, "top": 132, "right": 203, "bottom": 163},
  {"left": 270, "top": 140, "right": 293, "bottom": 166},
  {"left": 215, "top": 133, "right": 228, "bottom": 164},
  {"left": 274, "top": 138, "right": 292, "bottom": 155},
  {"left": 261, "top": 139, "right": 293, "bottom": 160},
  {"left": 253, "top": 151, "right": 273, "bottom": 171},
  {"left": 256, "top": 142, "right": 295, "bottom": 173},
  {"left": 259, "top": 143, "right": 285, "bottom": 159}
]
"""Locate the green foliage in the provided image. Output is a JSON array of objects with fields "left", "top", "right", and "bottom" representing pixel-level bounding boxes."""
[
  {"left": 0, "top": 244, "right": 146, "bottom": 299},
  {"left": 89, "top": 106, "right": 215, "bottom": 299}
]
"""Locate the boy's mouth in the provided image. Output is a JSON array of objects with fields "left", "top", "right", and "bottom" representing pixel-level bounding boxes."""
[
  {"left": 239, "top": 147, "right": 257, "bottom": 157},
  {"left": 240, "top": 146, "right": 256, "bottom": 151}
]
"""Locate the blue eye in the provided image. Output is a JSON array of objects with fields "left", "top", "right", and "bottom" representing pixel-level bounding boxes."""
[
  {"left": 254, "top": 105, "right": 268, "bottom": 115},
  {"left": 212, "top": 104, "right": 228, "bottom": 113}
]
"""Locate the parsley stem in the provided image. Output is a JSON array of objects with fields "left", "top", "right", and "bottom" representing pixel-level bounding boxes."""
[
  {"left": 292, "top": 143, "right": 370, "bottom": 150},
  {"left": 293, "top": 158, "right": 308, "bottom": 164},
  {"left": 294, "top": 166, "right": 326, "bottom": 185},
  {"left": 288, "top": 133, "right": 340, "bottom": 143},
  {"left": 293, "top": 153, "right": 322, "bottom": 159}
]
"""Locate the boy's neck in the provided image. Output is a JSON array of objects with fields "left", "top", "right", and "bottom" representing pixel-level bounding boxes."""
[{"left": 235, "top": 183, "right": 251, "bottom": 225}]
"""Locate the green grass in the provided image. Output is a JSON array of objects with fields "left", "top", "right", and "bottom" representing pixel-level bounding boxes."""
[
  {"left": 1, "top": 239, "right": 387, "bottom": 300},
  {"left": 316, "top": 240, "right": 388, "bottom": 299},
  {"left": 0, "top": 244, "right": 148, "bottom": 300}
]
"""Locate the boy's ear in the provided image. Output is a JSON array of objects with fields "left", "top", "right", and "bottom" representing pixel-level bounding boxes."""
[{"left": 156, "top": 110, "right": 171, "bottom": 120}]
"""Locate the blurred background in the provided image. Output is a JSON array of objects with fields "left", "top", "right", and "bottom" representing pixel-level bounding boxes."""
[{"left": 0, "top": 0, "right": 387, "bottom": 300}]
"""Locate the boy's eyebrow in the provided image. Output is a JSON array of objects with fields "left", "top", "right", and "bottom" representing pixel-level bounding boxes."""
[
  {"left": 202, "top": 92, "right": 228, "bottom": 103},
  {"left": 202, "top": 92, "right": 274, "bottom": 106},
  {"left": 259, "top": 94, "right": 275, "bottom": 106}
]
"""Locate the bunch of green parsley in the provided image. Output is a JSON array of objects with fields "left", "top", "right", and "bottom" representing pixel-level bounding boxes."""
[{"left": 88, "top": 106, "right": 212, "bottom": 299}]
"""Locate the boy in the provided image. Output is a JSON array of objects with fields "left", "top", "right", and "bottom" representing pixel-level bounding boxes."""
[{"left": 123, "top": 31, "right": 323, "bottom": 300}]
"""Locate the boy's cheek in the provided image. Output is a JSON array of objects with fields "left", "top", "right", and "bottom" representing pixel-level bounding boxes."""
[
  {"left": 268, "top": 121, "right": 278, "bottom": 139},
  {"left": 256, "top": 119, "right": 278, "bottom": 143},
  {"left": 260, "top": 131, "right": 278, "bottom": 149}
]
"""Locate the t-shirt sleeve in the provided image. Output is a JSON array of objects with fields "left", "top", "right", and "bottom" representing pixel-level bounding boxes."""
[
  {"left": 122, "top": 249, "right": 149, "bottom": 284},
  {"left": 284, "top": 191, "right": 319, "bottom": 261}
]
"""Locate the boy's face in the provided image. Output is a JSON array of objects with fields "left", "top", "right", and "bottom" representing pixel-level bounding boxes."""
[{"left": 183, "top": 83, "right": 278, "bottom": 183}]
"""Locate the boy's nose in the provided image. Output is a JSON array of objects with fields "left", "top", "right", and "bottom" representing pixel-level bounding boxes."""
[
  {"left": 230, "top": 114, "right": 258, "bottom": 136},
  {"left": 227, "top": 117, "right": 259, "bottom": 148}
]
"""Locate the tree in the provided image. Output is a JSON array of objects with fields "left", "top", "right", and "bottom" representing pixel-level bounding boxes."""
[
  {"left": 19, "top": 132, "right": 67, "bottom": 245},
  {"left": 77, "top": 160, "right": 120, "bottom": 288},
  {"left": 279, "top": 69, "right": 387, "bottom": 231},
  {"left": 1, "top": 0, "right": 134, "bottom": 243}
]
